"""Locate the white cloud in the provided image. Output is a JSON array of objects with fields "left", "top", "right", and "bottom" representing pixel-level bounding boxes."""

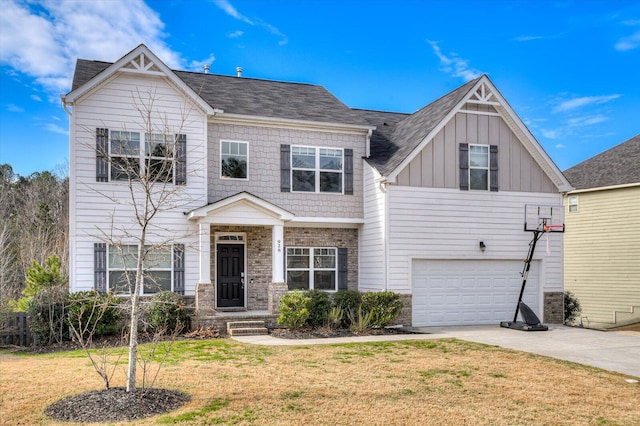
[
  {"left": 567, "top": 115, "right": 609, "bottom": 127},
  {"left": 189, "top": 54, "right": 216, "bottom": 72},
  {"left": 427, "top": 40, "right": 482, "bottom": 82},
  {"left": 615, "top": 29, "right": 640, "bottom": 51},
  {"left": 44, "top": 122, "right": 68, "bottom": 136},
  {"left": 0, "top": 0, "right": 182, "bottom": 96},
  {"left": 228, "top": 30, "right": 244, "bottom": 39},
  {"left": 31, "top": 94, "right": 42, "bottom": 102},
  {"left": 213, "top": 0, "right": 253, "bottom": 25},
  {"left": 6, "top": 104, "right": 24, "bottom": 113},
  {"left": 213, "top": 0, "right": 288, "bottom": 46},
  {"left": 553, "top": 94, "right": 621, "bottom": 112},
  {"left": 555, "top": 144, "right": 565, "bottom": 149}
]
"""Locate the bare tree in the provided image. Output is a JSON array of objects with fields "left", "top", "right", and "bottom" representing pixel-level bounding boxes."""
[{"left": 83, "top": 86, "right": 199, "bottom": 392}]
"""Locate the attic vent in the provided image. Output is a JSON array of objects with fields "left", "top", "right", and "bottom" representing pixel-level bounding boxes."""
[
  {"left": 236, "top": 67, "right": 243, "bottom": 77},
  {"left": 203, "top": 64, "right": 210, "bottom": 74}
]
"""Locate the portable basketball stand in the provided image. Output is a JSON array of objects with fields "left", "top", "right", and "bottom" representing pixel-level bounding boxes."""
[{"left": 500, "top": 205, "right": 564, "bottom": 332}]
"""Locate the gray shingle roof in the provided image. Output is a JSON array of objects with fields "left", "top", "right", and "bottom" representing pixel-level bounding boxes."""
[
  {"left": 563, "top": 134, "right": 640, "bottom": 190},
  {"left": 71, "top": 59, "right": 366, "bottom": 126},
  {"left": 70, "top": 58, "right": 483, "bottom": 178},
  {"left": 354, "top": 77, "right": 481, "bottom": 176}
]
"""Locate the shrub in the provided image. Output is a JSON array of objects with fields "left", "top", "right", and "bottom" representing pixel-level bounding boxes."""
[
  {"left": 146, "top": 291, "right": 189, "bottom": 335},
  {"left": 564, "top": 291, "right": 582, "bottom": 326},
  {"left": 305, "top": 289, "right": 332, "bottom": 327},
  {"left": 326, "top": 306, "right": 343, "bottom": 329},
  {"left": 360, "top": 291, "right": 404, "bottom": 327},
  {"left": 66, "top": 291, "right": 123, "bottom": 338},
  {"left": 347, "top": 306, "right": 375, "bottom": 333},
  {"left": 26, "top": 288, "right": 67, "bottom": 346},
  {"left": 332, "top": 290, "right": 361, "bottom": 327},
  {"left": 277, "top": 291, "right": 311, "bottom": 329}
]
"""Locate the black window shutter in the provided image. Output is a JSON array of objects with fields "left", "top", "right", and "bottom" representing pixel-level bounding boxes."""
[
  {"left": 96, "top": 128, "right": 109, "bottom": 182},
  {"left": 490, "top": 145, "right": 499, "bottom": 192},
  {"left": 173, "top": 244, "right": 185, "bottom": 295},
  {"left": 175, "top": 134, "right": 187, "bottom": 185},
  {"left": 338, "top": 248, "right": 348, "bottom": 290},
  {"left": 94, "top": 243, "right": 107, "bottom": 293},
  {"left": 280, "top": 144, "right": 290, "bottom": 192},
  {"left": 344, "top": 149, "right": 353, "bottom": 195},
  {"left": 459, "top": 143, "right": 469, "bottom": 191}
]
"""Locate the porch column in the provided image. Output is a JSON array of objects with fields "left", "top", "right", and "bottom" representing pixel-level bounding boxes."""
[
  {"left": 199, "top": 222, "right": 211, "bottom": 284},
  {"left": 272, "top": 224, "right": 284, "bottom": 282}
]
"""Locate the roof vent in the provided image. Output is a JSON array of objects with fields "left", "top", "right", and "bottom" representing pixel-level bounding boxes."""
[
  {"left": 236, "top": 66, "right": 243, "bottom": 77},
  {"left": 203, "top": 64, "right": 210, "bottom": 74}
]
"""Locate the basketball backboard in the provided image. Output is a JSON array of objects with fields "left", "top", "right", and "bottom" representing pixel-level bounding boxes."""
[{"left": 524, "top": 204, "right": 564, "bottom": 232}]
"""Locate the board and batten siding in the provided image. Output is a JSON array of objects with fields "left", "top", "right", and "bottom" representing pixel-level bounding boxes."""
[
  {"left": 396, "top": 112, "right": 556, "bottom": 193},
  {"left": 207, "top": 122, "right": 366, "bottom": 219},
  {"left": 564, "top": 186, "right": 640, "bottom": 326},
  {"left": 385, "top": 186, "right": 563, "bottom": 298},
  {"left": 69, "top": 73, "right": 207, "bottom": 294},
  {"left": 359, "top": 163, "right": 387, "bottom": 291}
]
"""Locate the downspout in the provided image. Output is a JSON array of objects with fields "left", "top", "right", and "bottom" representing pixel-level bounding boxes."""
[{"left": 376, "top": 176, "right": 389, "bottom": 291}]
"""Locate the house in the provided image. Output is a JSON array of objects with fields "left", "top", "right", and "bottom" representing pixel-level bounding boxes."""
[
  {"left": 62, "top": 44, "right": 571, "bottom": 328},
  {"left": 563, "top": 135, "right": 640, "bottom": 329}
]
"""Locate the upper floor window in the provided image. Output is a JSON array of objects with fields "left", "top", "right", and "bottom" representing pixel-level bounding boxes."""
[
  {"left": 469, "top": 144, "right": 489, "bottom": 190},
  {"left": 568, "top": 195, "right": 579, "bottom": 213},
  {"left": 286, "top": 247, "right": 337, "bottom": 291},
  {"left": 96, "top": 128, "right": 186, "bottom": 185},
  {"left": 291, "top": 146, "right": 343, "bottom": 193},
  {"left": 221, "top": 140, "right": 248, "bottom": 179}
]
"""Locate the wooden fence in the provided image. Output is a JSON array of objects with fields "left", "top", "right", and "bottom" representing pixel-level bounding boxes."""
[{"left": 1, "top": 312, "right": 32, "bottom": 346}]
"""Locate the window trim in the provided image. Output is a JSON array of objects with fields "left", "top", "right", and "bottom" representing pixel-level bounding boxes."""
[
  {"left": 568, "top": 195, "right": 579, "bottom": 213},
  {"left": 285, "top": 246, "right": 338, "bottom": 292},
  {"left": 220, "top": 139, "right": 249, "bottom": 180},
  {"left": 107, "top": 130, "right": 181, "bottom": 184},
  {"left": 468, "top": 143, "right": 490, "bottom": 191},
  {"left": 107, "top": 244, "right": 176, "bottom": 295},
  {"left": 290, "top": 145, "right": 344, "bottom": 194}
]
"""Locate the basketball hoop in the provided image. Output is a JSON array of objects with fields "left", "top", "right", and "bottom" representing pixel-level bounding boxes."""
[{"left": 543, "top": 224, "right": 565, "bottom": 232}]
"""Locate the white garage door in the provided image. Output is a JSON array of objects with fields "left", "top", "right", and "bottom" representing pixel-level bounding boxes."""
[{"left": 412, "top": 259, "right": 540, "bottom": 326}]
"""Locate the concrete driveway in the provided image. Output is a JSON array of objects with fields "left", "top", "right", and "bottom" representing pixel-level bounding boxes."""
[
  {"left": 234, "top": 325, "right": 640, "bottom": 378},
  {"left": 412, "top": 325, "right": 640, "bottom": 378}
]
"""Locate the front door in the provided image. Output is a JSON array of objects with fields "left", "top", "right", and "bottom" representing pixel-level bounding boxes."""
[{"left": 217, "top": 244, "right": 245, "bottom": 308}]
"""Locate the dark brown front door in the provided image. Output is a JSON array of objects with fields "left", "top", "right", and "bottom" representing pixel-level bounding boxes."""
[{"left": 217, "top": 244, "right": 244, "bottom": 308}]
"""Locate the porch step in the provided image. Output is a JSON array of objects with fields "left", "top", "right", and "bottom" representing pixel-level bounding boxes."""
[{"left": 227, "top": 320, "right": 268, "bottom": 336}]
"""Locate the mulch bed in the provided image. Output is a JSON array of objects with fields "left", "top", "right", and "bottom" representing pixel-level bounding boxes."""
[
  {"left": 44, "top": 387, "right": 190, "bottom": 422},
  {"left": 269, "top": 326, "right": 416, "bottom": 339}
]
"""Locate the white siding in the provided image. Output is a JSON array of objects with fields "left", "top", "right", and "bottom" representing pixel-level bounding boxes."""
[
  {"left": 359, "top": 164, "right": 386, "bottom": 291},
  {"left": 385, "top": 186, "right": 563, "bottom": 295},
  {"left": 69, "top": 73, "right": 207, "bottom": 294}
]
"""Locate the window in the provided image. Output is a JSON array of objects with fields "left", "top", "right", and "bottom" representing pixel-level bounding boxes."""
[
  {"left": 146, "top": 133, "right": 174, "bottom": 182},
  {"left": 110, "top": 131, "right": 140, "bottom": 181},
  {"left": 96, "top": 128, "right": 185, "bottom": 184},
  {"left": 108, "top": 245, "right": 173, "bottom": 295},
  {"left": 286, "top": 247, "right": 337, "bottom": 291},
  {"left": 568, "top": 195, "right": 579, "bottom": 213},
  {"left": 291, "top": 146, "right": 343, "bottom": 193},
  {"left": 469, "top": 144, "right": 489, "bottom": 190},
  {"left": 221, "top": 141, "right": 248, "bottom": 179}
]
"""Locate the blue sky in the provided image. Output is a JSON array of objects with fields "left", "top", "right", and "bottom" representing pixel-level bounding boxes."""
[{"left": 1, "top": 0, "right": 639, "bottom": 177}]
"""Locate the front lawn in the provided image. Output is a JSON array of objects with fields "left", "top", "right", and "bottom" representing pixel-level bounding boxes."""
[{"left": 1, "top": 338, "right": 638, "bottom": 425}]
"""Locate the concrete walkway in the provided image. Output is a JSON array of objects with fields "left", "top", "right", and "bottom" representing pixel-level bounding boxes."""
[{"left": 233, "top": 325, "right": 640, "bottom": 378}]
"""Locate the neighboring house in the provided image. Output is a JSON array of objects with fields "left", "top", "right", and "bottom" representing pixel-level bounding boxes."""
[
  {"left": 563, "top": 135, "right": 640, "bottom": 329},
  {"left": 62, "top": 44, "right": 571, "bottom": 327}
]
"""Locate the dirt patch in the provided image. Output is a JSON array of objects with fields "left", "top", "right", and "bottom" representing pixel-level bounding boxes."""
[{"left": 44, "top": 387, "right": 190, "bottom": 422}]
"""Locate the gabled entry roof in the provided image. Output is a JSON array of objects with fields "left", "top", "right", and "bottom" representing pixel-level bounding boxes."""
[{"left": 187, "top": 192, "right": 294, "bottom": 225}]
